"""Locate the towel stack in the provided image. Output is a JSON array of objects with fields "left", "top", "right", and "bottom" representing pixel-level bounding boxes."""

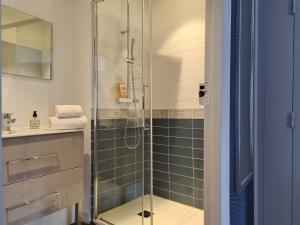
[{"left": 49, "top": 105, "right": 87, "bottom": 130}]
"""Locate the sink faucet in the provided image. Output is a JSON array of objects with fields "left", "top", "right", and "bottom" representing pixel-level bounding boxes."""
[{"left": 2, "top": 113, "right": 16, "bottom": 132}]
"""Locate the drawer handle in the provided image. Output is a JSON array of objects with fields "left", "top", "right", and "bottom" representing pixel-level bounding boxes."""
[
  {"left": 6, "top": 191, "right": 60, "bottom": 212},
  {"left": 7, "top": 153, "right": 60, "bottom": 166}
]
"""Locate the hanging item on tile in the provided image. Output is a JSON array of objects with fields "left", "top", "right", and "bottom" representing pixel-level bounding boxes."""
[{"left": 118, "top": 82, "right": 128, "bottom": 99}]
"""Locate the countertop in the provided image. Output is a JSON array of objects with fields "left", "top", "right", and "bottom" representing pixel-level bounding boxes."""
[{"left": 2, "top": 128, "right": 84, "bottom": 139}]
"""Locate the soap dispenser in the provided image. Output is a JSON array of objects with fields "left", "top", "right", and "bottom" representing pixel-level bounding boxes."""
[{"left": 30, "top": 111, "right": 40, "bottom": 129}]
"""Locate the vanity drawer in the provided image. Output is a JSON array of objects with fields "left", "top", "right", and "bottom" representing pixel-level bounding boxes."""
[
  {"left": 3, "top": 173, "right": 63, "bottom": 225},
  {"left": 2, "top": 132, "right": 83, "bottom": 184}
]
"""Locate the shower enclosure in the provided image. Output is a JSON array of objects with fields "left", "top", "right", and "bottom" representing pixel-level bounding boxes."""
[
  {"left": 91, "top": 0, "right": 152, "bottom": 224},
  {"left": 91, "top": 0, "right": 205, "bottom": 225}
]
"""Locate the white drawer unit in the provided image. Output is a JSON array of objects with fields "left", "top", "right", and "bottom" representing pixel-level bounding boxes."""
[{"left": 2, "top": 131, "right": 84, "bottom": 225}]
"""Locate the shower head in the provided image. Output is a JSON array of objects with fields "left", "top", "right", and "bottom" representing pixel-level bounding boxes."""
[
  {"left": 126, "top": 38, "right": 135, "bottom": 64},
  {"left": 130, "top": 38, "right": 135, "bottom": 59}
]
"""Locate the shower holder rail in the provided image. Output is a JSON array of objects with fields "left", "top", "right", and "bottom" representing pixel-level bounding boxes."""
[{"left": 116, "top": 98, "right": 139, "bottom": 104}]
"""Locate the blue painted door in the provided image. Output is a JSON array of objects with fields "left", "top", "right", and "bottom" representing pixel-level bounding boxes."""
[
  {"left": 293, "top": 0, "right": 300, "bottom": 224},
  {"left": 256, "top": 0, "right": 295, "bottom": 224}
]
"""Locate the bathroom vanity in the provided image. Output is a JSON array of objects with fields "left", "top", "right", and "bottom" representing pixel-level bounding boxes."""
[{"left": 2, "top": 130, "right": 84, "bottom": 225}]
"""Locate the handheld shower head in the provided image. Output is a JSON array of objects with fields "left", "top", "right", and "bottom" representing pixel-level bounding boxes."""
[
  {"left": 126, "top": 38, "right": 135, "bottom": 64},
  {"left": 130, "top": 38, "right": 135, "bottom": 59}
]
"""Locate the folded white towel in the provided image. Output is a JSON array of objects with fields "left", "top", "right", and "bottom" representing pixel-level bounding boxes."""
[
  {"left": 55, "top": 105, "right": 83, "bottom": 118},
  {"left": 49, "top": 116, "right": 87, "bottom": 130}
]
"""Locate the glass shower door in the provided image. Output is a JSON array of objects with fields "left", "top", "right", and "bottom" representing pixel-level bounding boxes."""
[{"left": 92, "top": 0, "right": 150, "bottom": 225}]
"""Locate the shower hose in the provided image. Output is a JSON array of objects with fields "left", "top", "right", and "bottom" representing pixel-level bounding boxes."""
[{"left": 124, "top": 63, "right": 141, "bottom": 149}]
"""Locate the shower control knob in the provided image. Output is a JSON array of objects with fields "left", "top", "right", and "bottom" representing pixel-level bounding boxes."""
[
  {"left": 199, "top": 85, "right": 207, "bottom": 97},
  {"left": 199, "top": 82, "right": 209, "bottom": 105}
]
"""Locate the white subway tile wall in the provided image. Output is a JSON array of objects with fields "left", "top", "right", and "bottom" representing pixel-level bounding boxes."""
[
  {"left": 97, "top": 0, "right": 145, "bottom": 111},
  {"left": 152, "top": 0, "right": 205, "bottom": 110}
]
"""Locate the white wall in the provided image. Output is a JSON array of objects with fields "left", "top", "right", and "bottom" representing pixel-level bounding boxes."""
[
  {"left": 152, "top": 0, "right": 205, "bottom": 110},
  {"left": 2, "top": 0, "right": 93, "bottom": 224},
  {"left": 2, "top": 0, "right": 83, "bottom": 129},
  {"left": 69, "top": 0, "right": 92, "bottom": 222}
]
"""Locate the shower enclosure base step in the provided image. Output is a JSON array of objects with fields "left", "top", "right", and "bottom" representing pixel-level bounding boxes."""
[
  {"left": 93, "top": 218, "right": 114, "bottom": 225},
  {"left": 96, "top": 195, "right": 203, "bottom": 225}
]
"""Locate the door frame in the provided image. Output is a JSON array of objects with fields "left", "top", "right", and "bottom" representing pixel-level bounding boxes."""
[
  {"left": 204, "top": 0, "right": 231, "bottom": 224},
  {"left": 0, "top": 0, "right": 3, "bottom": 222}
]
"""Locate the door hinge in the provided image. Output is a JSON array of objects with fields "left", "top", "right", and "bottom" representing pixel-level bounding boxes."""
[
  {"left": 290, "top": 112, "right": 296, "bottom": 128},
  {"left": 293, "top": 0, "right": 297, "bottom": 15}
]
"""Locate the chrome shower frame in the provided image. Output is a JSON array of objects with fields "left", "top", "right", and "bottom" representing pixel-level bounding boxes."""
[
  {"left": 121, "top": 0, "right": 132, "bottom": 97},
  {"left": 126, "top": 0, "right": 131, "bottom": 98},
  {"left": 91, "top": 0, "right": 99, "bottom": 219},
  {"left": 91, "top": 0, "right": 153, "bottom": 224}
]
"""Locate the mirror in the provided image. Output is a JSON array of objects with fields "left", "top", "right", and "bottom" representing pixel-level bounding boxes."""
[{"left": 1, "top": 5, "right": 52, "bottom": 80}]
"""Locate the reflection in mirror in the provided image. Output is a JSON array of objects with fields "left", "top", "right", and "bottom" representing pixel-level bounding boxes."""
[{"left": 1, "top": 5, "right": 52, "bottom": 80}]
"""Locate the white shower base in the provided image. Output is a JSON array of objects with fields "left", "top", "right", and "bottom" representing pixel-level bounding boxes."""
[{"left": 97, "top": 195, "right": 204, "bottom": 225}]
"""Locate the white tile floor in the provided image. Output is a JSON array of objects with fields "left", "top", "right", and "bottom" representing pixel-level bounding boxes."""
[{"left": 98, "top": 195, "right": 204, "bottom": 225}]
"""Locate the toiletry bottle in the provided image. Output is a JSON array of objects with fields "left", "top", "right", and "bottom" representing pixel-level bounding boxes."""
[
  {"left": 30, "top": 111, "right": 40, "bottom": 129},
  {"left": 118, "top": 82, "right": 128, "bottom": 98}
]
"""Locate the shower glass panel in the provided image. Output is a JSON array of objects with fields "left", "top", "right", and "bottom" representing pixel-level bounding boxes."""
[{"left": 92, "top": 0, "right": 151, "bottom": 225}]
